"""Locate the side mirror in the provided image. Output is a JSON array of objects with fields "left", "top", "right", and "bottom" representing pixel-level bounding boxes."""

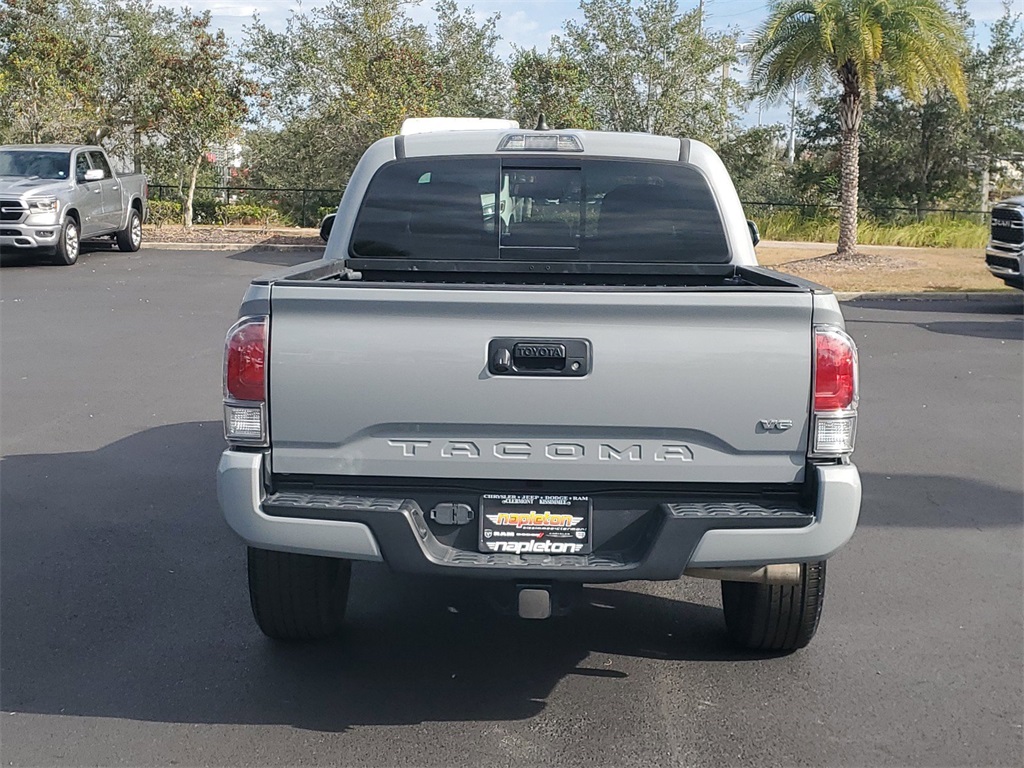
[
  {"left": 747, "top": 219, "right": 760, "bottom": 247},
  {"left": 319, "top": 213, "right": 336, "bottom": 242},
  {"left": 83, "top": 168, "right": 104, "bottom": 182}
]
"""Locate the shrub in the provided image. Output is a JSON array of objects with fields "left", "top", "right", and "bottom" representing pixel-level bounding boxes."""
[
  {"left": 147, "top": 199, "right": 182, "bottom": 227},
  {"left": 217, "top": 203, "right": 281, "bottom": 226},
  {"left": 191, "top": 198, "right": 220, "bottom": 224},
  {"left": 146, "top": 197, "right": 224, "bottom": 226},
  {"left": 752, "top": 210, "right": 988, "bottom": 249}
]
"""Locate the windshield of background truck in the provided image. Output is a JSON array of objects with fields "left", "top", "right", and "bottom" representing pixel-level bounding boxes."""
[
  {"left": 0, "top": 150, "right": 72, "bottom": 180},
  {"left": 351, "top": 156, "right": 730, "bottom": 263}
]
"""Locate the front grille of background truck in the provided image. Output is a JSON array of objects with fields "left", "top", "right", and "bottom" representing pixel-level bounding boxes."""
[
  {"left": 0, "top": 201, "right": 27, "bottom": 222},
  {"left": 991, "top": 207, "right": 1024, "bottom": 246}
]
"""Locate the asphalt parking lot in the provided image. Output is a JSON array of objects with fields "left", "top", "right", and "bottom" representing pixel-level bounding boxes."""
[{"left": 1, "top": 246, "right": 1022, "bottom": 767}]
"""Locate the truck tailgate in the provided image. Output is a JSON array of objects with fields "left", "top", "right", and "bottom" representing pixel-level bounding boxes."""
[{"left": 268, "top": 285, "right": 813, "bottom": 484}]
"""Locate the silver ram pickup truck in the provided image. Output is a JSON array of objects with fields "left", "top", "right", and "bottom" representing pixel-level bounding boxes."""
[
  {"left": 217, "top": 122, "right": 862, "bottom": 652},
  {"left": 0, "top": 144, "right": 147, "bottom": 265}
]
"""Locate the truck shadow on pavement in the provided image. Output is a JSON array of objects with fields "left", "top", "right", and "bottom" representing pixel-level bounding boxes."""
[
  {"left": 226, "top": 248, "right": 324, "bottom": 267},
  {"left": 0, "top": 422, "right": 772, "bottom": 733},
  {"left": 844, "top": 304, "right": 1022, "bottom": 340},
  {"left": 845, "top": 298, "right": 1022, "bottom": 315},
  {"left": 914, "top": 318, "right": 1023, "bottom": 340},
  {"left": 0, "top": 241, "right": 117, "bottom": 268},
  {"left": 858, "top": 472, "right": 1023, "bottom": 529},
  {"left": 3, "top": 423, "right": 1019, "bottom": 731}
]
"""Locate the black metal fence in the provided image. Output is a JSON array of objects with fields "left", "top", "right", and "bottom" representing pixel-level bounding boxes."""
[
  {"left": 742, "top": 200, "right": 989, "bottom": 224},
  {"left": 148, "top": 184, "right": 345, "bottom": 228},
  {"left": 148, "top": 184, "right": 990, "bottom": 228}
]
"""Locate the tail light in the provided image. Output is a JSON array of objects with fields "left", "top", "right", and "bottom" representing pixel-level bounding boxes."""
[
  {"left": 810, "top": 326, "right": 858, "bottom": 457},
  {"left": 223, "top": 316, "right": 268, "bottom": 446}
]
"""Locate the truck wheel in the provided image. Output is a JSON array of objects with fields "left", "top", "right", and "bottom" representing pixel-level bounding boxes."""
[
  {"left": 116, "top": 208, "right": 142, "bottom": 252},
  {"left": 720, "top": 561, "right": 826, "bottom": 652},
  {"left": 51, "top": 218, "right": 80, "bottom": 266},
  {"left": 247, "top": 547, "right": 351, "bottom": 641}
]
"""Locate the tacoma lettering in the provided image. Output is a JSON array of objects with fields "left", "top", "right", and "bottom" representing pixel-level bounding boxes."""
[
  {"left": 386, "top": 439, "right": 695, "bottom": 462},
  {"left": 599, "top": 444, "right": 642, "bottom": 461}
]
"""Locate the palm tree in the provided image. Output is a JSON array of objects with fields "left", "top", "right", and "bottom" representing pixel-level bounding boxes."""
[{"left": 750, "top": 0, "right": 967, "bottom": 257}]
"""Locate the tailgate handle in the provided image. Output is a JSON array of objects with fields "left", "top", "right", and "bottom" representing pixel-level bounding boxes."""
[{"left": 488, "top": 338, "right": 590, "bottom": 377}]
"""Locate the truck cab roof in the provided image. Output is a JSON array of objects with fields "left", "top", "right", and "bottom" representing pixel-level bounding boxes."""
[
  {"left": 398, "top": 128, "right": 689, "bottom": 163},
  {"left": 0, "top": 144, "right": 103, "bottom": 153}
]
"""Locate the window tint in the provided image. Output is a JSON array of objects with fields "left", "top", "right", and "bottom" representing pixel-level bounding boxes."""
[
  {"left": 351, "top": 158, "right": 496, "bottom": 260},
  {"left": 88, "top": 151, "right": 112, "bottom": 179},
  {"left": 351, "top": 157, "right": 729, "bottom": 263}
]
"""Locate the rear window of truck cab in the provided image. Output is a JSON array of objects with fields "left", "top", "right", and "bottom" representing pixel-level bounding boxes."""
[{"left": 350, "top": 157, "right": 730, "bottom": 264}]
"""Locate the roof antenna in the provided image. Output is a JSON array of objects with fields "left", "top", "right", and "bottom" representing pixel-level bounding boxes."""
[{"left": 534, "top": 113, "right": 549, "bottom": 131}]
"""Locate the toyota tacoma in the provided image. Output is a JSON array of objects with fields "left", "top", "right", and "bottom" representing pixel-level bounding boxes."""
[{"left": 217, "top": 120, "right": 862, "bottom": 651}]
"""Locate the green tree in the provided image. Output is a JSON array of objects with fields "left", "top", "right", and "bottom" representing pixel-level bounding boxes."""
[
  {"left": 750, "top": 0, "right": 968, "bottom": 256},
  {"left": 796, "top": 85, "right": 974, "bottom": 215},
  {"left": 556, "top": 0, "right": 740, "bottom": 142},
  {"left": 859, "top": 91, "right": 973, "bottom": 214},
  {"left": 242, "top": 0, "right": 506, "bottom": 192},
  {"left": 789, "top": 2, "right": 1023, "bottom": 216},
  {"left": 957, "top": 0, "right": 1024, "bottom": 204},
  {"left": 0, "top": 0, "right": 101, "bottom": 144},
  {"left": 432, "top": 0, "right": 506, "bottom": 118},
  {"left": 243, "top": 0, "right": 436, "bottom": 190},
  {"left": 510, "top": 48, "right": 595, "bottom": 129},
  {"left": 93, "top": 0, "right": 181, "bottom": 173},
  {"left": 719, "top": 125, "right": 795, "bottom": 203},
  {"left": 162, "top": 9, "right": 252, "bottom": 228}
]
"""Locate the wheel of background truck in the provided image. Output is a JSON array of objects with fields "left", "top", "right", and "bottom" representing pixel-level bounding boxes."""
[
  {"left": 116, "top": 208, "right": 142, "bottom": 252},
  {"left": 720, "top": 561, "right": 826, "bottom": 652},
  {"left": 51, "top": 217, "right": 80, "bottom": 266},
  {"left": 247, "top": 547, "right": 351, "bottom": 641}
]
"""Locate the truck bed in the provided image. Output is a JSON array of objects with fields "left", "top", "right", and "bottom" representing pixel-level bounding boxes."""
[{"left": 255, "top": 259, "right": 830, "bottom": 291}]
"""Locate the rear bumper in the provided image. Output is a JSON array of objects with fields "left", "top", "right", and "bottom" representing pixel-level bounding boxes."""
[{"left": 217, "top": 451, "right": 861, "bottom": 581}]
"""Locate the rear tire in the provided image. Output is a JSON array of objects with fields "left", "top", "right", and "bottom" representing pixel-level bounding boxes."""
[
  {"left": 51, "top": 217, "right": 80, "bottom": 266},
  {"left": 721, "top": 561, "right": 826, "bottom": 652},
  {"left": 116, "top": 208, "right": 142, "bottom": 252},
  {"left": 247, "top": 547, "right": 351, "bottom": 641}
]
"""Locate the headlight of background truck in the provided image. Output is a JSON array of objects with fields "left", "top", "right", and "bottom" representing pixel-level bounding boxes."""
[{"left": 26, "top": 197, "right": 59, "bottom": 214}]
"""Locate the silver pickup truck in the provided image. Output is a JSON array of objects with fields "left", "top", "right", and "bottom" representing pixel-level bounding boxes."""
[
  {"left": 0, "top": 144, "right": 147, "bottom": 265},
  {"left": 217, "top": 123, "right": 862, "bottom": 652}
]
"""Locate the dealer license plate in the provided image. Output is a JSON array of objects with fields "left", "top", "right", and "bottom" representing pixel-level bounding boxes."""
[{"left": 479, "top": 494, "right": 592, "bottom": 555}]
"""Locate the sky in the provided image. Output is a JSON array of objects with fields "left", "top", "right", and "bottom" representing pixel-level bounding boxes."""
[{"left": 169, "top": 0, "right": 1018, "bottom": 126}]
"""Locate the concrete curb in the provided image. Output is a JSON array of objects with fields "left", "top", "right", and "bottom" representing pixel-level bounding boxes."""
[
  {"left": 145, "top": 242, "right": 325, "bottom": 252},
  {"left": 836, "top": 291, "right": 1021, "bottom": 302}
]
